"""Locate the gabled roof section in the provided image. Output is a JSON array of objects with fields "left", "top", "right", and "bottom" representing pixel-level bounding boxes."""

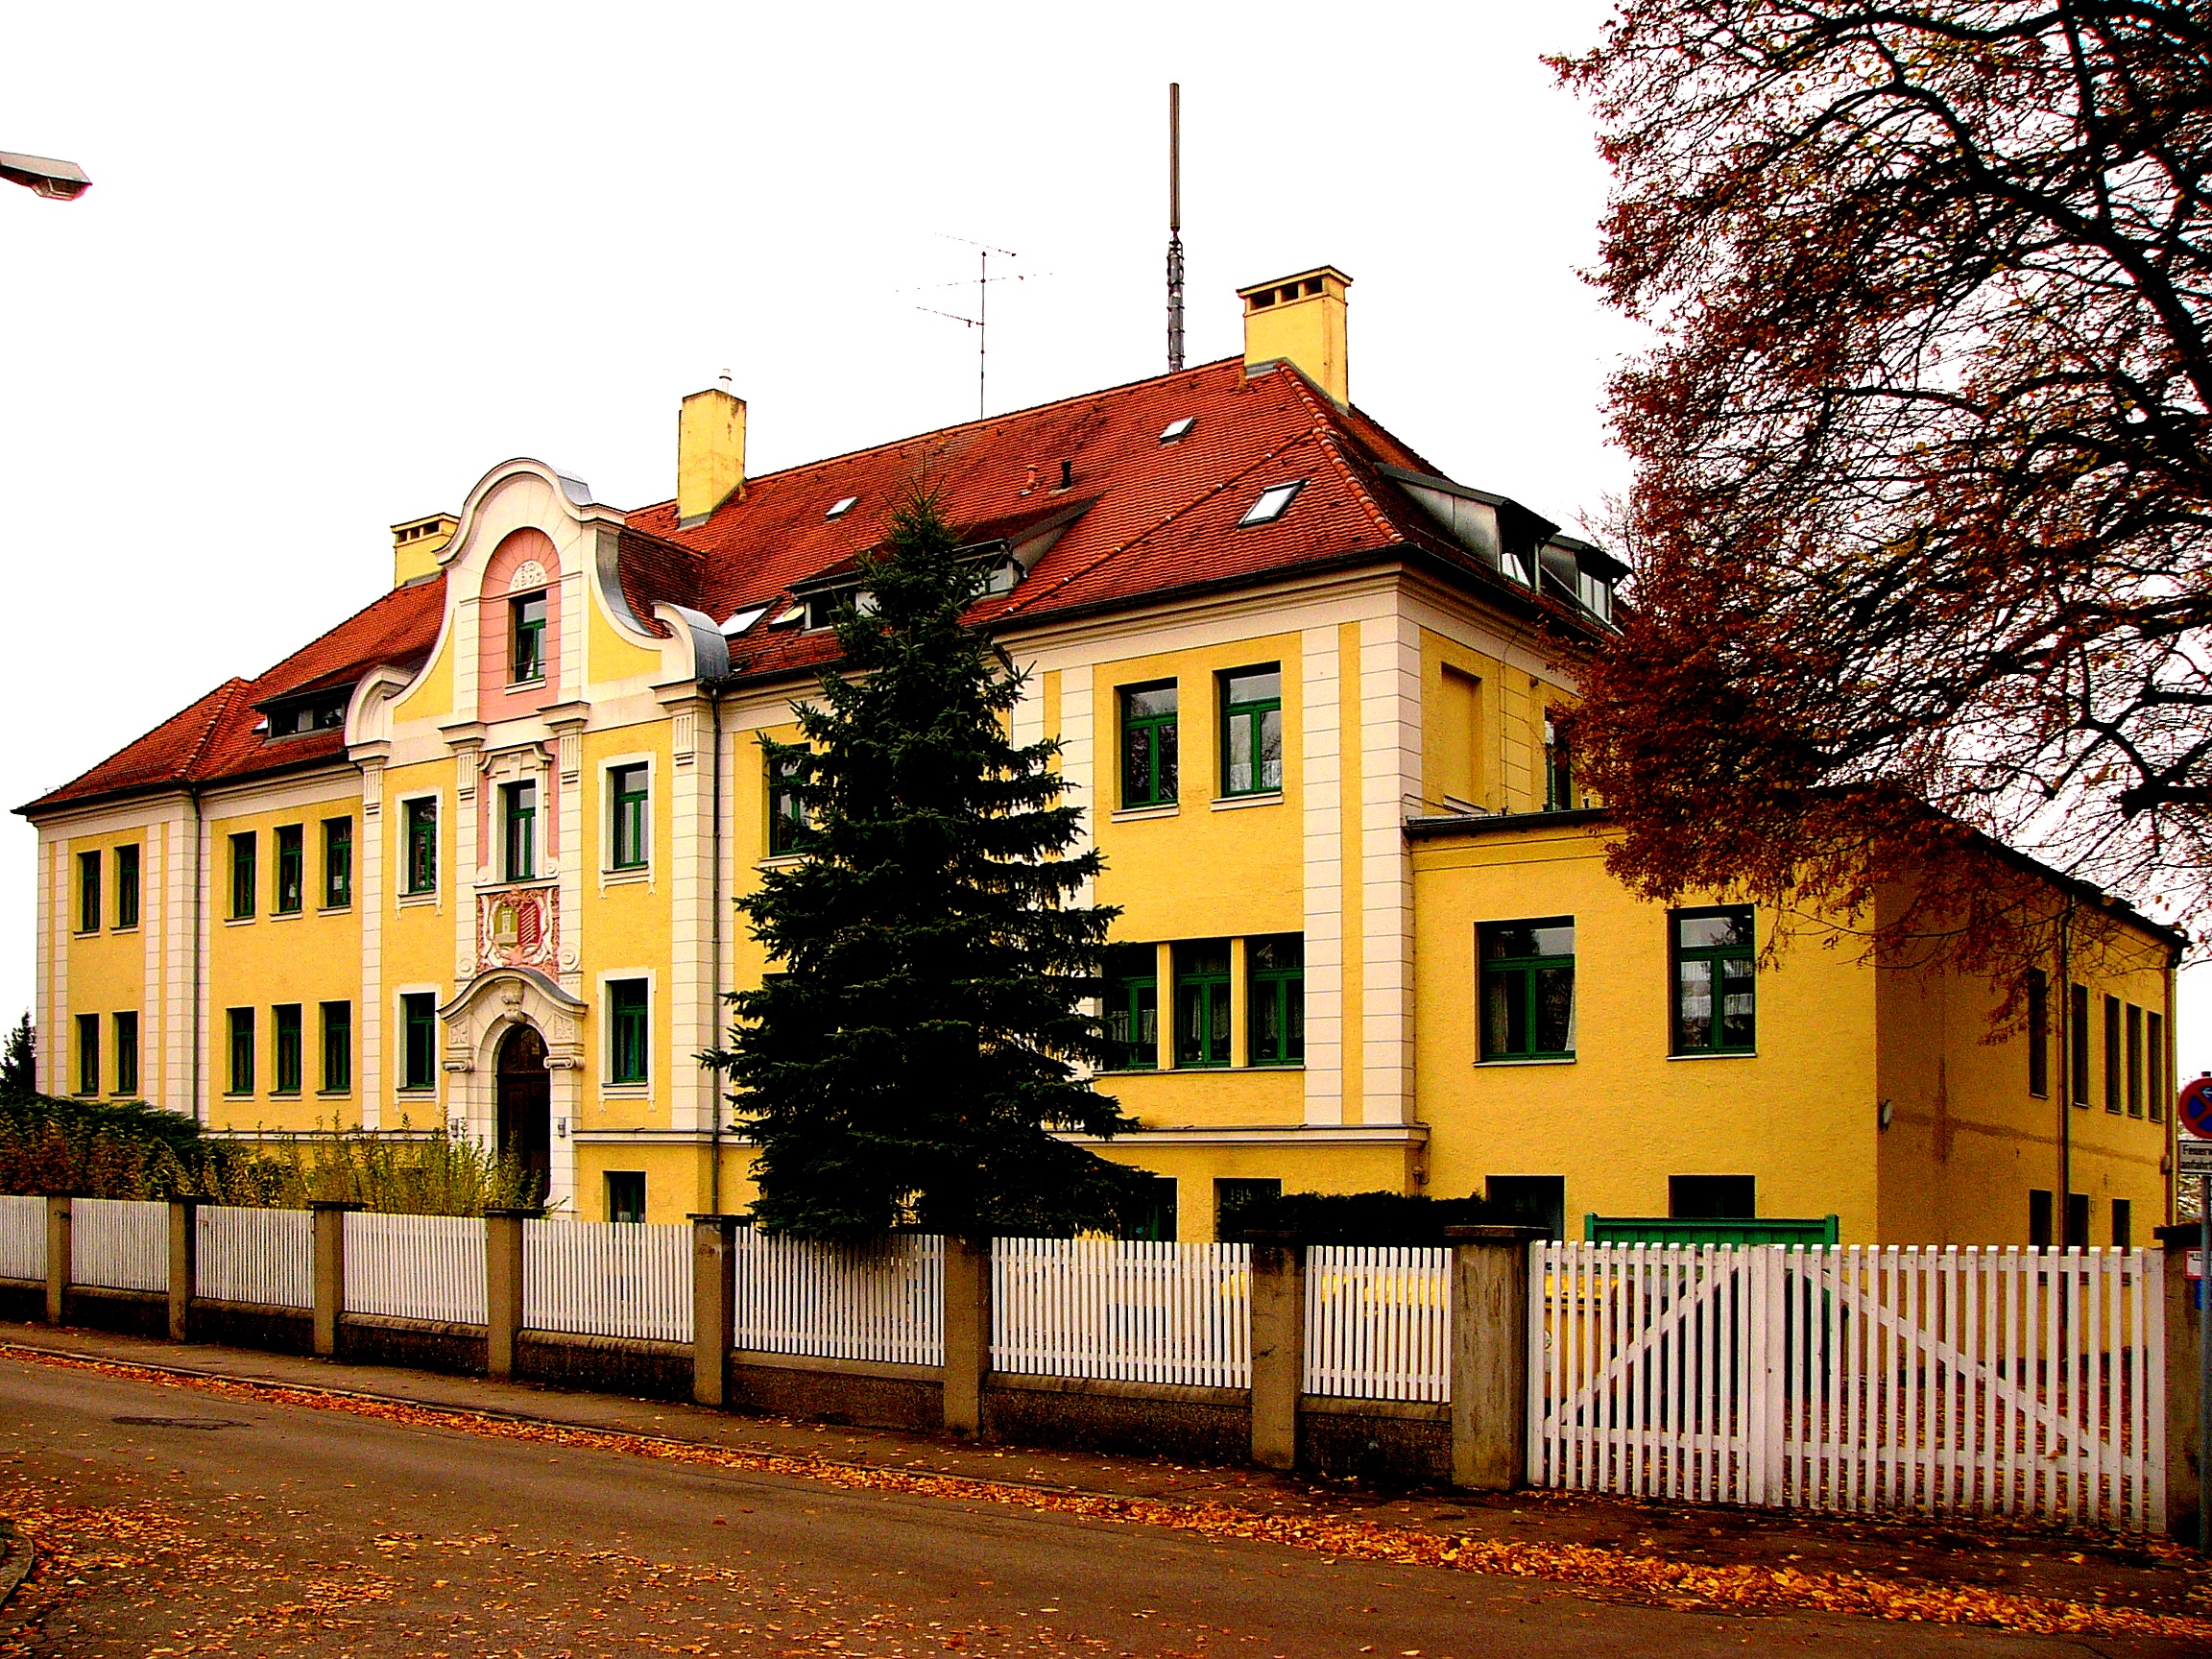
[
  {"left": 628, "top": 357, "right": 1600, "bottom": 678},
  {"left": 19, "top": 573, "right": 447, "bottom": 815}
]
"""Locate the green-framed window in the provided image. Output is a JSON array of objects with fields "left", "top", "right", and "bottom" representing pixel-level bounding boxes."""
[
  {"left": 323, "top": 817, "right": 352, "bottom": 908},
  {"left": 1174, "top": 940, "right": 1231, "bottom": 1068},
  {"left": 610, "top": 764, "right": 649, "bottom": 869},
  {"left": 400, "top": 992, "right": 436, "bottom": 1092},
  {"left": 2149, "top": 1010, "right": 2165, "bottom": 1121},
  {"left": 1219, "top": 665, "right": 1282, "bottom": 797},
  {"left": 1248, "top": 934, "right": 1304, "bottom": 1066},
  {"left": 2026, "top": 967, "right": 2050, "bottom": 1097},
  {"left": 1671, "top": 906, "right": 1755, "bottom": 1055},
  {"left": 75, "top": 1013, "right": 99, "bottom": 1095},
  {"left": 113, "top": 1011, "right": 138, "bottom": 1096},
  {"left": 274, "top": 824, "right": 304, "bottom": 914},
  {"left": 511, "top": 590, "right": 547, "bottom": 683},
  {"left": 1104, "top": 944, "right": 1159, "bottom": 1070},
  {"left": 767, "top": 746, "right": 807, "bottom": 855},
  {"left": 1480, "top": 918, "right": 1576, "bottom": 1061},
  {"left": 607, "top": 1171, "right": 647, "bottom": 1224},
  {"left": 227, "top": 1007, "right": 255, "bottom": 1094},
  {"left": 2125, "top": 1002, "right": 2143, "bottom": 1117},
  {"left": 229, "top": 832, "right": 257, "bottom": 919},
  {"left": 322, "top": 1000, "right": 351, "bottom": 1093},
  {"left": 2104, "top": 995, "right": 2122, "bottom": 1114},
  {"left": 502, "top": 781, "right": 537, "bottom": 881},
  {"left": 1119, "top": 682, "right": 1178, "bottom": 808},
  {"left": 1543, "top": 717, "right": 1574, "bottom": 811},
  {"left": 610, "top": 978, "right": 649, "bottom": 1084},
  {"left": 77, "top": 850, "right": 101, "bottom": 933},
  {"left": 273, "top": 1003, "right": 302, "bottom": 1094},
  {"left": 403, "top": 798, "right": 438, "bottom": 895},
  {"left": 115, "top": 845, "right": 140, "bottom": 929},
  {"left": 2069, "top": 982, "right": 2090, "bottom": 1103}
]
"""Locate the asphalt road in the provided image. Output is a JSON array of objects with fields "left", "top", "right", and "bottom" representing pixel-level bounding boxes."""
[{"left": 0, "top": 1355, "right": 2179, "bottom": 1658}]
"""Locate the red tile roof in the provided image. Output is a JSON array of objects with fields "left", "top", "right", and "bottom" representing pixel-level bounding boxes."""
[
  {"left": 20, "top": 574, "right": 446, "bottom": 813},
  {"left": 24, "top": 355, "right": 1593, "bottom": 814}
]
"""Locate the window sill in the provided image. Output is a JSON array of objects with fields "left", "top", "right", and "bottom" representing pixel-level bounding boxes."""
[
  {"left": 507, "top": 677, "right": 547, "bottom": 692},
  {"left": 1477, "top": 1056, "right": 1576, "bottom": 1068},
  {"left": 601, "top": 867, "right": 651, "bottom": 884},
  {"left": 316, "top": 1090, "right": 351, "bottom": 1100},
  {"left": 480, "top": 876, "right": 555, "bottom": 894},
  {"left": 73, "top": 929, "right": 100, "bottom": 939},
  {"left": 1212, "top": 792, "right": 1283, "bottom": 812},
  {"left": 757, "top": 854, "right": 805, "bottom": 871},
  {"left": 1111, "top": 804, "right": 1179, "bottom": 823},
  {"left": 270, "top": 909, "right": 303, "bottom": 922},
  {"left": 224, "top": 916, "right": 255, "bottom": 927},
  {"left": 110, "top": 926, "right": 139, "bottom": 937},
  {"left": 1667, "top": 1050, "right": 1756, "bottom": 1061},
  {"left": 397, "top": 891, "right": 439, "bottom": 907},
  {"left": 222, "top": 1092, "right": 253, "bottom": 1101},
  {"left": 395, "top": 1088, "right": 437, "bottom": 1099},
  {"left": 320, "top": 904, "right": 353, "bottom": 916},
  {"left": 602, "top": 1085, "right": 651, "bottom": 1098}
]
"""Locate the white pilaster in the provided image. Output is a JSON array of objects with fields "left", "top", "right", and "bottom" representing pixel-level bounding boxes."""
[
  {"left": 1300, "top": 627, "right": 1345, "bottom": 1125},
  {"left": 35, "top": 832, "right": 54, "bottom": 1096},
  {"left": 141, "top": 820, "right": 163, "bottom": 1104},
  {"left": 359, "top": 759, "right": 385, "bottom": 1127},
  {"left": 1358, "top": 614, "right": 1421, "bottom": 1125},
  {"left": 1060, "top": 670, "right": 1095, "bottom": 908},
  {"left": 667, "top": 700, "right": 708, "bottom": 1132}
]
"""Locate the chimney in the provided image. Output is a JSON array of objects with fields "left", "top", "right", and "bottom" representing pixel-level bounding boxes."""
[
  {"left": 677, "top": 382, "right": 747, "bottom": 527},
  {"left": 1237, "top": 266, "right": 1352, "bottom": 405},
  {"left": 391, "top": 512, "right": 458, "bottom": 587}
]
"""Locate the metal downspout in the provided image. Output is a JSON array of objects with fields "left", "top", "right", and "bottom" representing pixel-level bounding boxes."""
[
  {"left": 708, "top": 680, "right": 725, "bottom": 1215},
  {"left": 2058, "top": 900, "right": 2074, "bottom": 1242},
  {"left": 189, "top": 784, "right": 205, "bottom": 1125}
]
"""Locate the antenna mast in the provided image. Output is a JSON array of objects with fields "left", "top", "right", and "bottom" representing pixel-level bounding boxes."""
[
  {"left": 916, "top": 233, "right": 1020, "bottom": 420},
  {"left": 1166, "top": 83, "right": 1186, "bottom": 373}
]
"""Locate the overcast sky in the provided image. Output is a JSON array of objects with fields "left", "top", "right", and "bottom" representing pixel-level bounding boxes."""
[{"left": 3, "top": 1, "right": 2202, "bottom": 1082}]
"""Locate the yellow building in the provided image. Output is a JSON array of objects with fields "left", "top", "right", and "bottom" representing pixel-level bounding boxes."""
[{"left": 20, "top": 268, "right": 2184, "bottom": 1243}]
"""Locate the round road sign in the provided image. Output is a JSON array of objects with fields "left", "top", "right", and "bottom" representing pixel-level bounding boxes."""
[{"left": 2179, "top": 1074, "right": 2212, "bottom": 1141}]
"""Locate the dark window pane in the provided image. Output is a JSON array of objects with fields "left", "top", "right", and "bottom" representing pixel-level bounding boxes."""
[
  {"left": 1534, "top": 964, "right": 1575, "bottom": 1054},
  {"left": 1125, "top": 685, "right": 1176, "bottom": 720},
  {"left": 1225, "top": 668, "right": 1280, "bottom": 705},
  {"left": 1676, "top": 960, "right": 1714, "bottom": 1050},
  {"left": 1676, "top": 912, "right": 1754, "bottom": 951},
  {"left": 1258, "top": 708, "right": 1283, "bottom": 791}
]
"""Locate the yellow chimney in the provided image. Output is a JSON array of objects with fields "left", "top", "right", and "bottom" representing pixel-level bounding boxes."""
[
  {"left": 677, "top": 384, "right": 747, "bottom": 526},
  {"left": 391, "top": 512, "right": 458, "bottom": 587},
  {"left": 1237, "top": 266, "right": 1352, "bottom": 405}
]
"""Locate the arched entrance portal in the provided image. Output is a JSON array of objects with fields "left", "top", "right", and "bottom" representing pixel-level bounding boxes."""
[{"left": 495, "top": 1024, "right": 551, "bottom": 1198}]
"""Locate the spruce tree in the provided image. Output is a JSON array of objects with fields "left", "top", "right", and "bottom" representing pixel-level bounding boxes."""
[
  {"left": 706, "top": 488, "right": 1142, "bottom": 1239},
  {"left": 0, "top": 1013, "right": 34, "bottom": 1097}
]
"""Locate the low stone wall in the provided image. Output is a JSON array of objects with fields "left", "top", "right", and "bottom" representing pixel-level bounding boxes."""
[
  {"left": 984, "top": 1371, "right": 1251, "bottom": 1465},
  {"left": 730, "top": 1350, "right": 943, "bottom": 1434},
  {"left": 1298, "top": 1395, "right": 1451, "bottom": 1486},
  {"left": 62, "top": 1285, "right": 169, "bottom": 1340},
  {"left": 520, "top": 1330, "right": 692, "bottom": 1403},
  {"left": 189, "top": 1298, "right": 314, "bottom": 1357},
  {"left": 339, "top": 1313, "right": 488, "bottom": 1379},
  {"left": 0, "top": 1279, "right": 43, "bottom": 1325}
]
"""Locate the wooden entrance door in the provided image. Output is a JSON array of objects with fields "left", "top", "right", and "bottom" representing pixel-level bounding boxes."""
[{"left": 494, "top": 1024, "right": 551, "bottom": 1199}]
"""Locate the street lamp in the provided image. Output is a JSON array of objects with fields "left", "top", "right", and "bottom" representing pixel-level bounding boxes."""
[{"left": 0, "top": 152, "right": 91, "bottom": 202}]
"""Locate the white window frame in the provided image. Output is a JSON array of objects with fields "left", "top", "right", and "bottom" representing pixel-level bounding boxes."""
[
  {"left": 600, "top": 753, "right": 656, "bottom": 879},
  {"left": 597, "top": 967, "right": 657, "bottom": 1097},
  {"left": 396, "top": 789, "right": 444, "bottom": 904}
]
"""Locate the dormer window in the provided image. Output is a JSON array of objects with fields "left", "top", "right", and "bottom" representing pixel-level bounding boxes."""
[
  {"left": 1238, "top": 480, "right": 1305, "bottom": 527},
  {"left": 511, "top": 591, "right": 547, "bottom": 684},
  {"left": 769, "top": 603, "right": 804, "bottom": 629},
  {"left": 1159, "top": 417, "right": 1195, "bottom": 444},
  {"left": 264, "top": 694, "right": 349, "bottom": 739},
  {"left": 720, "top": 604, "right": 770, "bottom": 637},
  {"left": 826, "top": 495, "right": 858, "bottom": 519},
  {"left": 805, "top": 587, "right": 878, "bottom": 630}
]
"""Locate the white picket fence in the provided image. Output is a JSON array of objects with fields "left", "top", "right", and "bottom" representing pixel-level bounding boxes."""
[
  {"left": 1531, "top": 1243, "right": 2165, "bottom": 1532},
  {"left": 0, "top": 1194, "right": 46, "bottom": 1281},
  {"left": 72, "top": 1197, "right": 169, "bottom": 1292},
  {"left": 196, "top": 1204, "right": 314, "bottom": 1310},
  {"left": 994, "top": 1238, "right": 1250, "bottom": 1387},
  {"left": 733, "top": 1229, "right": 943, "bottom": 1365},
  {"left": 345, "top": 1212, "right": 486, "bottom": 1324},
  {"left": 527, "top": 1217, "right": 692, "bottom": 1343},
  {"left": 1305, "top": 1244, "right": 1453, "bottom": 1402}
]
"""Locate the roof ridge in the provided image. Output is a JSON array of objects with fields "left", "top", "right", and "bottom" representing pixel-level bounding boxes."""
[
  {"left": 637, "top": 356, "right": 1246, "bottom": 518},
  {"left": 179, "top": 681, "right": 252, "bottom": 781}
]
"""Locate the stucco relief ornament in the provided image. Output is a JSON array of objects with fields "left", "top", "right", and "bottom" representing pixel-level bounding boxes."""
[
  {"left": 509, "top": 560, "right": 547, "bottom": 591},
  {"left": 477, "top": 887, "right": 558, "bottom": 973}
]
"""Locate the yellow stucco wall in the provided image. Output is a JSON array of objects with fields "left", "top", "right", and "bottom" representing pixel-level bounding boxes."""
[
  {"left": 205, "top": 792, "right": 365, "bottom": 1133},
  {"left": 1412, "top": 819, "right": 1883, "bottom": 1238},
  {"left": 59, "top": 827, "right": 151, "bottom": 1098}
]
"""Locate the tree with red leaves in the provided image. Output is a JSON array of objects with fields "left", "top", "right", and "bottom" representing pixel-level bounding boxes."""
[{"left": 1552, "top": 2, "right": 2210, "bottom": 974}]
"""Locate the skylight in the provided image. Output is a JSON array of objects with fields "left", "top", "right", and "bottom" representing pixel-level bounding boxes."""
[
  {"left": 826, "top": 495, "right": 858, "bottom": 519},
  {"left": 769, "top": 603, "right": 805, "bottom": 628},
  {"left": 720, "top": 604, "right": 770, "bottom": 636},
  {"left": 1239, "top": 480, "right": 1305, "bottom": 526},
  {"left": 1159, "top": 417, "right": 1195, "bottom": 444}
]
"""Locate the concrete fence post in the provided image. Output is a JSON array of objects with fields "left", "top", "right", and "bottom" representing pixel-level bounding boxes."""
[
  {"left": 2157, "top": 1223, "right": 2201, "bottom": 1545},
  {"left": 1248, "top": 1231, "right": 1306, "bottom": 1472},
  {"left": 690, "top": 1214, "right": 738, "bottom": 1408},
  {"left": 1447, "top": 1224, "right": 1544, "bottom": 1492},
  {"left": 942, "top": 1235, "right": 992, "bottom": 1437},
  {"left": 310, "top": 1201, "right": 360, "bottom": 1359},
  {"left": 484, "top": 1209, "right": 530, "bottom": 1381},
  {"left": 42, "top": 1195, "right": 71, "bottom": 1326},
  {"left": 167, "top": 1198, "right": 198, "bottom": 1342}
]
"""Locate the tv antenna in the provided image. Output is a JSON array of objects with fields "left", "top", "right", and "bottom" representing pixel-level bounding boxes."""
[
  {"left": 1166, "top": 84, "right": 1186, "bottom": 373},
  {"left": 914, "top": 233, "right": 1025, "bottom": 420}
]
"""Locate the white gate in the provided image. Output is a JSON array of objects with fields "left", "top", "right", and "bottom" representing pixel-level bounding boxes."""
[{"left": 1530, "top": 1243, "right": 2164, "bottom": 1533}]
